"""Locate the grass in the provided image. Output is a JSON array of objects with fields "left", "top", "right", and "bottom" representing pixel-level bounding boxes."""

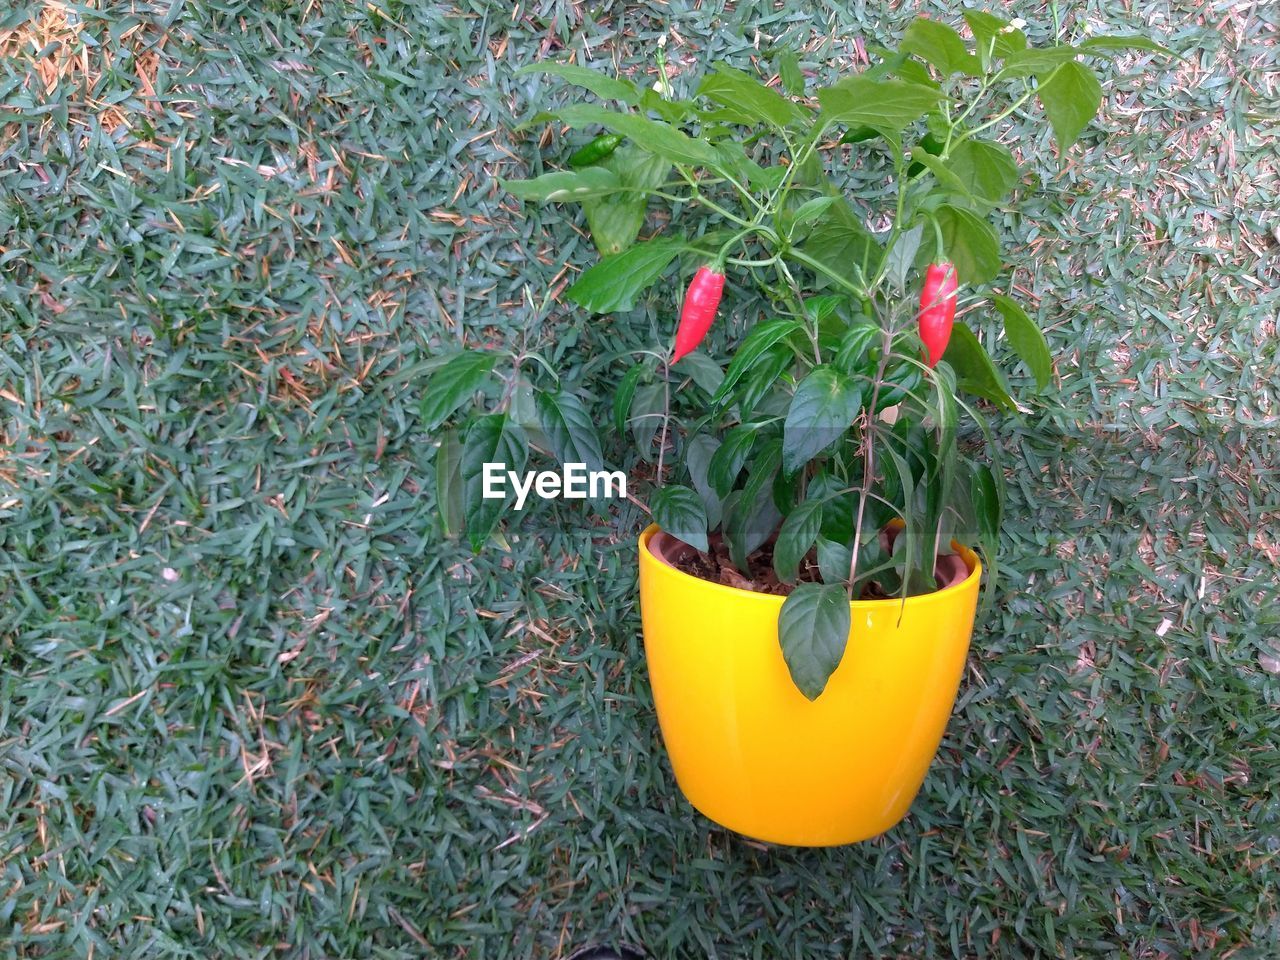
[{"left": 1, "top": 0, "right": 1278, "bottom": 956}]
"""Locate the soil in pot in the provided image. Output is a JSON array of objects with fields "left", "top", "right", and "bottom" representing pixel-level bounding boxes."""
[{"left": 651, "top": 529, "right": 970, "bottom": 599}]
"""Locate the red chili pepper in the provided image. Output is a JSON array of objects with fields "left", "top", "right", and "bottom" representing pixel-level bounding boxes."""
[
  {"left": 672, "top": 266, "right": 725, "bottom": 363},
  {"left": 918, "top": 262, "right": 957, "bottom": 367}
]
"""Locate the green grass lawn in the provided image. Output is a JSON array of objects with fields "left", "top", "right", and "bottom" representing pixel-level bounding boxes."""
[{"left": 2, "top": 1, "right": 1278, "bottom": 956}]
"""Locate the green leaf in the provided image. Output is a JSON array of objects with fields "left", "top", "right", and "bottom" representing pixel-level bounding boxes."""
[
  {"left": 629, "top": 382, "right": 666, "bottom": 460},
  {"left": 963, "top": 11, "right": 1027, "bottom": 64},
  {"left": 698, "top": 63, "right": 808, "bottom": 130},
  {"left": 798, "top": 200, "right": 880, "bottom": 290},
  {"left": 674, "top": 352, "right": 724, "bottom": 397},
  {"left": 738, "top": 346, "right": 795, "bottom": 416},
  {"left": 1078, "top": 35, "right": 1173, "bottom": 56},
  {"left": 774, "top": 499, "right": 823, "bottom": 584},
  {"left": 651, "top": 484, "right": 709, "bottom": 553},
  {"left": 815, "top": 536, "right": 853, "bottom": 586},
  {"left": 993, "top": 294, "right": 1052, "bottom": 390},
  {"left": 782, "top": 366, "right": 862, "bottom": 474},
  {"left": 999, "top": 46, "right": 1080, "bottom": 79},
  {"left": 1037, "top": 60, "right": 1103, "bottom": 153},
  {"left": 518, "top": 63, "right": 639, "bottom": 103},
  {"left": 785, "top": 196, "right": 837, "bottom": 238},
  {"left": 708, "top": 423, "right": 760, "bottom": 497},
  {"left": 461, "top": 414, "right": 527, "bottom": 551},
  {"left": 535, "top": 390, "right": 604, "bottom": 473},
  {"left": 711, "top": 318, "right": 803, "bottom": 405},
  {"left": 567, "top": 238, "right": 684, "bottom": 313},
  {"left": 613, "top": 364, "right": 646, "bottom": 434},
  {"left": 553, "top": 104, "right": 719, "bottom": 166},
  {"left": 778, "top": 582, "right": 851, "bottom": 700},
  {"left": 436, "top": 428, "right": 464, "bottom": 538},
  {"left": 724, "top": 440, "right": 783, "bottom": 566},
  {"left": 971, "top": 462, "right": 1002, "bottom": 545},
  {"left": 778, "top": 49, "right": 804, "bottom": 96},
  {"left": 686, "top": 434, "right": 723, "bottom": 528},
  {"left": 941, "top": 324, "right": 1015, "bottom": 411},
  {"left": 816, "top": 76, "right": 945, "bottom": 131},
  {"left": 834, "top": 321, "right": 881, "bottom": 378},
  {"left": 884, "top": 221, "right": 924, "bottom": 291},
  {"left": 911, "top": 149, "right": 972, "bottom": 201},
  {"left": 901, "top": 18, "right": 981, "bottom": 77},
  {"left": 581, "top": 147, "right": 671, "bottom": 255},
  {"left": 932, "top": 204, "right": 1001, "bottom": 284},
  {"left": 947, "top": 140, "right": 1019, "bottom": 204},
  {"left": 805, "top": 295, "right": 844, "bottom": 324},
  {"left": 421, "top": 350, "right": 497, "bottom": 429},
  {"left": 501, "top": 168, "right": 620, "bottom": 202}
]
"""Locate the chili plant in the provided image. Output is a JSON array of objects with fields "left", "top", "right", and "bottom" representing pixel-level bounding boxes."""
[{"left": 441, "top": 13, "right": 1166, "bottom": 698}]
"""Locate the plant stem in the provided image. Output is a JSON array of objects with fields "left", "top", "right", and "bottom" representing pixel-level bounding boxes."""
[
  {"left": 677, "top": 168, "right": 752, "bottom": 227},
  {"left": 847, "top": 321, "right": 894, "bottom": 599},
  {"left": 656, "top": 356, "right": 671, "bottom": 484},
  {"left": 775, "top": 258, "right": 821, "bottom": 365},
  {"left": 953, "top": 84, "right": 1036, "bottom": 147},
  {"left": 785, "top": 248, "right": 866, "bottom": 298}
]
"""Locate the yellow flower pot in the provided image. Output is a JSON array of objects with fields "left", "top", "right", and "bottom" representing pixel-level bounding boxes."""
[{"left": 638, "top": 523, "right": 982, "bottom": 846}]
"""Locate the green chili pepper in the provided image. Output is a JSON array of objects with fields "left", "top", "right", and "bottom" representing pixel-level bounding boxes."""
[{"left": 568, "top": 134, "right": 624, "bottom": 168}]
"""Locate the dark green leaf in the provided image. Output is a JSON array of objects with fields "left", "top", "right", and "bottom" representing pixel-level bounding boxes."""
[
  {"left": 686, "top": 434, "right": 723, "bottom": 528},
  {"left": 436, "top": 428, "right": 464, "bottom": 538},
  {"left": 941, "top": 323, "right": 1015, "bottom": 411},
  {"left": 651, "top": 484, "right": 709, "bottom": 553},
  {"left": 1037, "top": 60, "right": 1103, "bottom": 153},
  {"left": 535, "top": 390, "right": 604, "bottom": 473},
  {"left": 774, "top": 499, "right": 823, "bottom": 584},
  {"left": 993, "top": 294, "right": 1052, "bottom": 390},
  {"left": 932, "top": 204, "right": 1001, "bottom": 284},
  {"left": 708, "top": 423, "right": 760, "bottom": 497},
  {"left": 674, "top": 352, "right": 724, "bottom": 397},
  {"left": 712, "top": 318, "right": 803, "bottom": 404},
  {"left": 835, "top": 321, "right": 881, "bottom": 378},
  {"left": 778, "top": 582, "right": 851, "bottom": 700},
  {"left": 421, "top": 350, "right": 497, "bottom": 429},
  {"left": 724, "top": 440, "right": 783, "bottom": 567},
  {"left": 567, "top": 238, "right": 683, "bottom": 313},
  {"left": 782, "top": 366, "right": 862, "bottom": 474},
  {"left": 614, "top": 364, "right": 646, "bottom": 434},
  {"left": 815, "top": 536, "right": 853, "bottom": 586},
  {"left": 461, "top": 414, "right": 527, "bottom": 551},
  {"left": 804, "top": 295, "right": 844, "bottom": 324},
  {"left": 972, "top": 462, "right": 1001, "bottom": 544},
  {"left": 630, "top": 382, "right": 667, "bottom": 460},
  {"left": 901, "top": 18, "right": 981, "bottom": 77},
  {"left": 738, "top": 345, "right": 795, "bottom": 416}
]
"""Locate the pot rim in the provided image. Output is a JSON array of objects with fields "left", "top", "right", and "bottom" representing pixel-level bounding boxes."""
[{"left": 639, "top": 523, "right": 982, "bottom": 611}]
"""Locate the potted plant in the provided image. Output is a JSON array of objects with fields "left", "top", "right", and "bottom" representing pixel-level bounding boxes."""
[{"left": 438, "top": 13, "right": 1166, "bottom": 845}]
